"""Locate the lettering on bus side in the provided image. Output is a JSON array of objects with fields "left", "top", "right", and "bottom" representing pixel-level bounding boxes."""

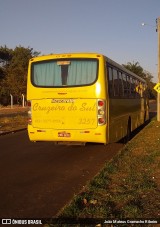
[
  {"left": 33, "top": 103, "right": 65, "bottom": 113},
  {"left": 51, "top": 99, "right": 75, "bottom": 103},
  {"left": 79, "top": 118, "right": 95, "bottom": 125},
  {"left": 33, "top": 102, "right": 96, "bottom": 114},
  {"left": 79, "top": 103, "right": 96, "bottom": 111}
]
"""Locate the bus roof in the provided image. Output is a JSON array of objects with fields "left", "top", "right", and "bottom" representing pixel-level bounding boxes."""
[
  {"left": 105, "top": 56, "right": 146, "bottom": 83},
  {"left": 29, "top": 52, "right": 103, "bottom": 62}
]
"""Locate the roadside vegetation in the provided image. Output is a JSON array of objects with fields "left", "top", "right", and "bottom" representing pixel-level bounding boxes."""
[
  {"left": 0, "top": 113, "right": 28, "bottom": 134},
  {"left": 53, "top": 117, "right": 160, "bottom": 226},
  {"left": 0, "top": 45, "right": 39, "bottom": 106}
]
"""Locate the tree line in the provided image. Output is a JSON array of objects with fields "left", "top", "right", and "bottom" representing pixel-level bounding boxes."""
[
  {"left": 0, "top": 45, "right": 156, "bottom": 106},
  {"left": 0, "top": 45, "right": 40, "bottom": 105}
]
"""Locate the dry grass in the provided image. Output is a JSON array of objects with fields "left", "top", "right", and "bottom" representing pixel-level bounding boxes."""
[
  {"left": 0, "top": 115, "right": 27, "bottom": 132},
  {"left": 0, "top": 106, "right": 28, "bottom": 133}
]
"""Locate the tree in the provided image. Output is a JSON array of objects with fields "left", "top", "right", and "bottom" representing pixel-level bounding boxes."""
[
  {"left": 0, "top": 45, "right": 40, "bottom": 105},
  {"left": 123, "top": 61, "right": 156, "bottom": 99},
  {"left": 0, "top": 46, "right": 13, "bottom": 79}
]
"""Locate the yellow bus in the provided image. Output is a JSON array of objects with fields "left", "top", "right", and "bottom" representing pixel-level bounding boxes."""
[{"left": 27, "top": 53, "right": 149, "bottom": 144}]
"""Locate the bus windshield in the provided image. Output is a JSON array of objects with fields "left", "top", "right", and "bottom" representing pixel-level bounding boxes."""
[{"left": 31, "top": 59, "right": 98, "bottom": 87}]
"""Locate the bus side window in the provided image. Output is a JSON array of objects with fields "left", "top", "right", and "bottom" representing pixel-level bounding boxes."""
[
  {"left": 135, "top": 80, "right": 141, "bottom": 98},
  {"left": 108, "top": 67, "right": 114, "bottom": 97},
  {"left": 122, "top": 73, "right": 128, "bottom": 97},
  {"left": 123, "top": 74, "right": 131, "bottom": 97},
  {"left": 113, "top": 68, "right": 119, "bottom": 96},
  {"left": 119, "top": 71, "right": 124, "bottom": 97},
  {"left": 126, "top": 75, "right": 131, "bottom": 96},
  {"left": 131, "top": 77, "right": 136, "bottom": 98}
]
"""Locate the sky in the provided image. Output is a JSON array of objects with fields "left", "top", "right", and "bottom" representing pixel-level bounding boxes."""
[{"left": 0, "top": 0, "right": 160, "bottom": 82}]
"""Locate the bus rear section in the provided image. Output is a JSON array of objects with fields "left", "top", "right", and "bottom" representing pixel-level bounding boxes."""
[
  {"left": 27, "top": 97, "right": 107, "bottom": 143},
  {"left": 27, "top": 53, "right": 108, "bottom": 144}
]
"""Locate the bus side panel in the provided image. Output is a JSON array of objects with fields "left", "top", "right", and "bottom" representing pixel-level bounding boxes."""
[{"left": 108, "top": 98, "right": 142, "bottom": 143}]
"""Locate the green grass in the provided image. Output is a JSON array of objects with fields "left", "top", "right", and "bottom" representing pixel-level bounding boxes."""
[{"left": 56, "top": 118, "right": 160, "bottom": 225}]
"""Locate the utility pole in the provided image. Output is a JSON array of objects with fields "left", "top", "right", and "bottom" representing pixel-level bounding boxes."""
[{"left": 157, "top": 17, "right": 160, "bottom": 121}]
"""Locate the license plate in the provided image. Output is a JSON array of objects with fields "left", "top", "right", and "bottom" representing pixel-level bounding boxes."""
[{"left": 58, "top": 132, "right": 71, "bottom": 137}]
